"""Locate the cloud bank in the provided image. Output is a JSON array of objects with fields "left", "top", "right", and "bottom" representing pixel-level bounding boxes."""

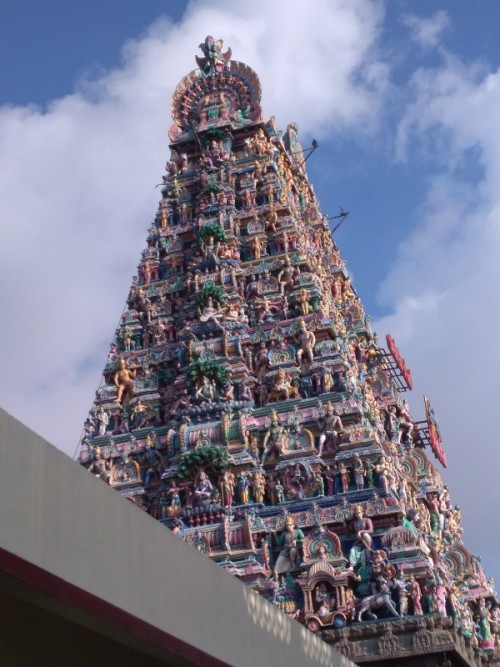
[{"left": 375, "top": 51, "right": 500, "bottom": 576}]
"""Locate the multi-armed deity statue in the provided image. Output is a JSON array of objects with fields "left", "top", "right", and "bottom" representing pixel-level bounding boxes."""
[{"left": 79, "top": 37, "right": 498, "bottom": 665}]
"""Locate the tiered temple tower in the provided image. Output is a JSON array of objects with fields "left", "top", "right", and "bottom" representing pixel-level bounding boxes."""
[{"left": 79, "top": 38, "right": 499, "bottom": 666}]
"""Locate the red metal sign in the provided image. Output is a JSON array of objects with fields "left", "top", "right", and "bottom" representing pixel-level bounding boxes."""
[
  {"left": 385, "top": 334, "right": 413, "bottom": 390},
  {"left": 424, "top": 395, "right": 447, "bottom": 468}
]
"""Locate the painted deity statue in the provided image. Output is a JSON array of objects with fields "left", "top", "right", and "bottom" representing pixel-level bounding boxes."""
[
  {"left": 222, "top": 470, "right": 236, "bottom": 507},
  {"left": 199, "top": 297, "right": 224, "bottom": 329},
  {"left": 269, "top": 368, "right": 293, "bottom": 402},
  {"left": 318, "top": 401, "right": 344, "bottom": 456},
  {"left": 114, "top": 358, "right": 137, "bottom": 405},
  {"left": 196, "top": 376, "right": 217, "bottom": 402},
  {"left": 274, "top": 516, "right": 305, "bottom": 574},
  {"left": 96, "top": 406, "right": 110, "bottom": 436},
  {"left": 349, "top": 505, "right": 374, "bottom": 567},
  {"left": 296, "top": 319, "right": 316, "bottom": 365},
  {"left": 194, "top": 472, "right": 213, "bottom": 507},
  {"left": 262, "top": 411, "right": 287, "bottom": 465}
]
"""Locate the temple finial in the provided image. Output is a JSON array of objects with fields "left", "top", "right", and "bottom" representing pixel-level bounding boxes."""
[{"left": 195, "top": 35, "right": 232, "bottom": 75}]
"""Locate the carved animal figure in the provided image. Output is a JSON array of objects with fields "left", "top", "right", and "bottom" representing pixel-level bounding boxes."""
[{"left": 355, "top": 578, "right": 400, "bottom": 622}]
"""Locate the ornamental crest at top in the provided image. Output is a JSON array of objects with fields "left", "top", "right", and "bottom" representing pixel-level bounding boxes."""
[
  {"left": 196, "top": 35, "right": 232, "bottom": 75},
  {"left": 169, "top": 36, "right": 262, "bottom": 142}
]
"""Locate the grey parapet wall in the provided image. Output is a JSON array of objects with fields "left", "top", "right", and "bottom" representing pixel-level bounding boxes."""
[{"left": 0, "top": 407, "right": 356, "bottom": 667}]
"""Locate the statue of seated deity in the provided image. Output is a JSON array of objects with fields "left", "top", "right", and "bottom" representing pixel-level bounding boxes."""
[
  {"left": 268, "top": 368, "right": 292, "bottom": 402},
  {"left": 196, "top": 376, "right": 217, "bottom": 402},
  {"left": 199, "top": 297, "right": 224, "bottom": 329}
]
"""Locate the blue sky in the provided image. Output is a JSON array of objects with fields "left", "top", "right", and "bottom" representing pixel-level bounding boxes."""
[{"left": 1, "top": 0, "right": 499, "bottom": 585}]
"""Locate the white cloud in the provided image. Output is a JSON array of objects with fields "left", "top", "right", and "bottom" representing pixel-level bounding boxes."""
[
  {"left": 0, "top": 0, "right": 389, "bottom": 455},
  {"left": 375, "top": 55, "right": 500, "bottom": 577},
  {"left": 401, "top": 10, "right": 450, "bottom": 49}
]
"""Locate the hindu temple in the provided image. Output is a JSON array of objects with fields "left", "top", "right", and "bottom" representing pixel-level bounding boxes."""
[{"left": 78, "top": 37, "right": 499, "bottom": 666}]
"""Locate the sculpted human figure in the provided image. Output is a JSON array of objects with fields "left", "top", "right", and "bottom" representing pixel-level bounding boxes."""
[
  {"left": 256, "top": 295, "right": 276, "bottom": 324},
  {"left": 199, "top": 297, "right": 224, "bottom": 329},
  {"left": 397, "top": 399, "right": 413, "bottom": 444},
  {"left": 245, "top": 274, "right": 260, "bottom": 299},
  {"left": 238, "top": 380, "right": 253, "bottom": 403},
  {"left": 277, "top": 258, "right": 295, "bottom": 295},
  {"left": 269, "top": 368, "right": 293, "bottom": 402},
  {"left": 132, "top": 400, "right": 147, "bottom": 429},
  {"left": 118, "top": 405, "right": 130, "bottom": 433},
  {"left": 114, "top": 358, "right": 137, "bottom": 405},
  {"left": 96, "top": 406, "right": 110, "bottom": 437},
  {"left": 261, "top": 411, "right": 287, "bottom": 465},
  {"left": 314, "top": 583, "right": 332, "bottom": 618},
  {"left": 275, "top": 480, "right": 285, "bottom": 504},
  {"left": 376, "top": 455, "right": 391, "bottom": 494},
  {"left": 349, "top": 505, "right": 374, "bottom": 567},
  {"left": 478, "top": 598, "right": 493, "bottom": 642},
  {"left": 409, "top": 574, "right": 423, "bottom": 615},
  {"left": 135, "top": 288, "right": 154, "bottom": 323},
  {"left": 220, "top": 380, "right": 234, "bottom": 401},
  {"left": 426, "top": 491, "right": 441, "bottom": 537},
  {"left": 398, "top": 576, "right": 410, "bottom": 616},
  {"left": 266, "top": 206, "right": 278, "bottom": 233},
  {"left": 221, "top": 470, "right": 236, "bottom": 507},
  {"left": 297, "top": 288, "right": 312, "bottom": 315},
  {"left": 251, "top": 236, "right": 264, "bottom": 259},
  {"left": 314, "top": 471, "right": 325, "bottom": 496},
  {"left": 169, "top": 389, "right": 190, "bottom": 419},
  {"left": 317, "top": 401, "right": 344, "bottom": 456},
  {"left": 424, "top": 568, "right": 439, "bottom": 613},
  {"left": 340, "top": 462, "right": 350, "bottom": 493},
  {"left": 223, "top": 303, "right": 239, "bottom": 323},
  {"left": 287, "top": 405, "right": 302, "bottom": 436},
  {"left": 88, "top": 446, "right": 109, "bottom": 481},
  {"left": 252, "top": 470, "right": 266, "bottom": 504},
  {"left": 202, "top": 234, "right": 220, "bottom": 262},
  {"left": 121, "top": 324, "right": 134, "bottom": 352},
  {"left": 196, "top": 376, "right": 217, "bottom": 402},
  {"left": 238, "top": 473, "right": 250, "bottom": 504},
  {"left": 296, "top": 319, "right": 316, "bottom": 365},
  {"left": 194, "top": 472, "right": 213, "bottom": 507},
  {"left": 257, "top": 381, "right": 268, "bottom": 408},
  {"left": 369, "top": 550, "right": 390, "bottom": 594},
  {"left": 252, "top": 128, "right": 269, "bottom": 156},
  {"left": 141, "top": 436, "right": 163, "bottom": 485},
  {"left": 353, "top": 452, "right": 366, "bottom": 490},
  {"left": 274, "top": 515, "right": 304, "bottom": 574}
]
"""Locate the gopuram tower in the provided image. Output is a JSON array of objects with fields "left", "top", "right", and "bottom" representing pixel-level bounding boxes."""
[{"left": 79, "top": 37, "right": 499, "bottom": 666}]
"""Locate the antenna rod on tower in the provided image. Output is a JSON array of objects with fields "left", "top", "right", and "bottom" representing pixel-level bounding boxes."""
[{"left": 328, "top": 208, "right": 350, "bottom": 233}]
